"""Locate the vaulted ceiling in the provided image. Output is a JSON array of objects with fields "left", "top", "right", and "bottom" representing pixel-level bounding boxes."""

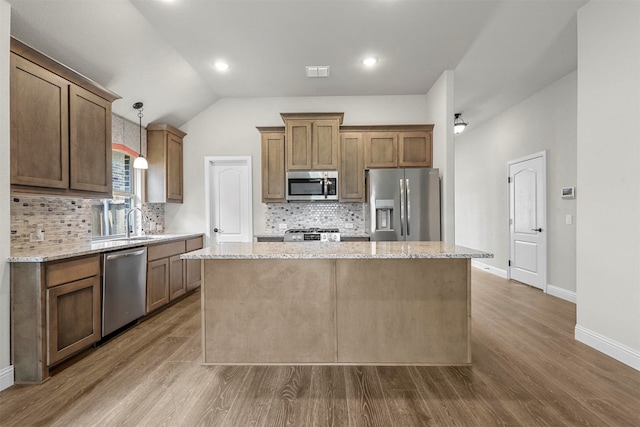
[{"left": 8, "top": 0, "right": 585, "bottom": 131}]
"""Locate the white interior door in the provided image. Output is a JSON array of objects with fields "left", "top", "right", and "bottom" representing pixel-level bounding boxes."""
[
  {"left": 205, "top": 156, "right": 253, "bottom": 244},
  {"left": 508, "top": 152, "right": 546, "bottom": 290}
]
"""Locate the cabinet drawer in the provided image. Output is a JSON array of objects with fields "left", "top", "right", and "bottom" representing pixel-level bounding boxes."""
[
  {"left": 148, "top": 240, "right": 186, "bottom": 261},
  {"left": 46, "top": 255, "right": 100, "bottom": 288},
  {"left": 186, "top": 236, "right": 204, "bottom": 252}
]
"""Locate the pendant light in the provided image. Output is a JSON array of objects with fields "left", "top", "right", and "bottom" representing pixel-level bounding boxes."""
[
  {"left": 132, "top": 102, "right": 148, "bottom": 169},
  {"left": 454, "top": 113, "right": 468, "bottom": 134}
]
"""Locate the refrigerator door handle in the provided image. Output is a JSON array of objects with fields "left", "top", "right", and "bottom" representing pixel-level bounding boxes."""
[
  {"left": 399, "top": 178, "right": 405, "bottom": 236},
  {"left": 406, "top": 178, "right": 411, "bottom": 236}
]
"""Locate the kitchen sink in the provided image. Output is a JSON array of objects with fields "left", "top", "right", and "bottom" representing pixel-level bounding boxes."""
[{"left": 112, "top": 236, "right": 161, "bottom": 242}]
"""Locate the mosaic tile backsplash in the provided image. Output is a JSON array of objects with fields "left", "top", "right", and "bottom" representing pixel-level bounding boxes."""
[
  {"left": 264, "top": 203, "right": 365, "bottom": 234},
  {"left": 10, "top": 195, "right": 166, "bottom": 251}
]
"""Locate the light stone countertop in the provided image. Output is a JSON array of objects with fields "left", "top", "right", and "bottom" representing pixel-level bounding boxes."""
[
  {"left": 181, "top": 241, "right": 493, "bottom": 260},
  {"left": 9, "top": 233, "right": 204, "bottom": 263}
]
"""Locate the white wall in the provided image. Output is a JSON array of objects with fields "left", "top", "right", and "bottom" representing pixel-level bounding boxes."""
[
  {"left": 455, "top": 71, "right": 577, "bottom": 294},
  {"left": 166, "top": 95, "right": 430, "bottom": 237},
  {"left": 425, "top": 71, "right": 455, "bottom": 243},
  {"left": 575, "top": 0, "right": 640, "bottom": 369},
  {"left": 0, "top": 0, "right": 13, "bottom": 391}
]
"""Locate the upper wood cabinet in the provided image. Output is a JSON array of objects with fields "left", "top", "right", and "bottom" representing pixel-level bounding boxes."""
[
  {"left": 358, "top": 125, "right": 434, "bottom": 169},
  {"left": 258, "top": 127, "right": 286, "bottom": 203},
  {"left": 10, "top": 38, "right": 119, "bottom": 198},
  {"left": 339, "top": 132, "right": 365, "bottom": 202},
  {"left": 281, "top": 113, "right": 343, "bottom": 170},
  {"left": 146, "top": 123, "right": 187, "bottom": 204}
]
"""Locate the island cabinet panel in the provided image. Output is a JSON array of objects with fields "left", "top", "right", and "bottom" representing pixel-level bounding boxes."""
[
  {"left": 202, "top": 259, "right": 336, "bottom": 363},
  {"left": 398, "top": 131, "right": 433, "bottom": 167},
  {"left": 339, "top": 132, "right": 365, "bottom": 202},
  {"left": 336, "top": 258, "right": 470, "bottom": 364},
  {"left": 259, "top": 128, "right": 286, "bottom": 203},
  {"left": 10, "top": 53, "right": 69, "bottom": 189},
  {"left": 364, "top": 132, "right": 398, "bottom": 168}
]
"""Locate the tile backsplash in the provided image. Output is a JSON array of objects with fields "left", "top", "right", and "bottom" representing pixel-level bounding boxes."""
[
  {"left": 10, "top": 195, "right": 166, "bottom": 251},
  {"left": 264, "top": 202, "right": 365, "bottom": 234}
]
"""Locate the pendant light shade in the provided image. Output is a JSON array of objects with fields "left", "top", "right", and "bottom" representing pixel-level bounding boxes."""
[
  {"left": 454, "top": 113, "right": 468, "bottom": 134},
  {"left": 133, "top": 102, "right": 148, "bottom": 169}
]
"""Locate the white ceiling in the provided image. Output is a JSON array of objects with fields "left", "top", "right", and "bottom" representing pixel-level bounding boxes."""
[{"left": 8, "top": 0, "right": 586, "bottom": 131}]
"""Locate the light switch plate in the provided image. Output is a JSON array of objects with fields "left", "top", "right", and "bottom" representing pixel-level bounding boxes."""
[{"left": 565, "top": 214, "right": 573, "bottom": 225}]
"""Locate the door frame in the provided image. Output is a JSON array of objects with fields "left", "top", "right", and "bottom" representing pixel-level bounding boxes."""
[
  {"left": 204, "top": 155, "right": 253, "bottom": 246},
  {"left": 507, "top": 150, "right": 547, "bottom": 291}
]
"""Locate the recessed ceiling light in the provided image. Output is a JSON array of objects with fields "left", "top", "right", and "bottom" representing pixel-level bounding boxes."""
[
  {"left": 363, "top": 57, "right": 378, "bottom": 66},
  {"left": 214, "top": 61, "right": 230, "bottom": 72}
]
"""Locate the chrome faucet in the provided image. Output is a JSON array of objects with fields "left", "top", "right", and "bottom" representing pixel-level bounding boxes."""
[{"left": 125, "top": 207, "right": 145, "bottom": 239}]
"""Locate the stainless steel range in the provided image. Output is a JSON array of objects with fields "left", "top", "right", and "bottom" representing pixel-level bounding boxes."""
[{"left": 283, "top": 228, "right": 341, "bottom": 242}]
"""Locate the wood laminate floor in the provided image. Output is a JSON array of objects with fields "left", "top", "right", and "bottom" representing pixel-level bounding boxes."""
[{"left": 1, "top": 269, "right": 638, "bottom": 426}]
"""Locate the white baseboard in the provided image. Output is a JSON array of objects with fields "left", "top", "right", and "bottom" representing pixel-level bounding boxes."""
[
  {"left": 575, "top": 325, "right": 640, "bottom": 371},
  {"left": 471, "top": 260, "right": 507, "bottom": 279},
  {"left": 0, "top": 365, "right": 14, "bottom": 391},
  {"left": 546, "top": 284, "right": 576, "bottom": 304}
]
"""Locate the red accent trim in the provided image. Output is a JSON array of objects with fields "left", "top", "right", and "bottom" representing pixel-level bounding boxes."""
[{"left": 112, "top": 143, "right": 140, "bottom": 158}]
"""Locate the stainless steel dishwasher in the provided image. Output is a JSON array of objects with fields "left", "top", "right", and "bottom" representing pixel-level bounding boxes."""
[{"left": 102, "top": 247, "right": 147, "bottom": 337}]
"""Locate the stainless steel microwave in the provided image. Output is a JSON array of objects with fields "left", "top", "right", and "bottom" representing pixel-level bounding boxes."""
[{"left": 286, "top": 171, "right": 338, "bottom": 201}]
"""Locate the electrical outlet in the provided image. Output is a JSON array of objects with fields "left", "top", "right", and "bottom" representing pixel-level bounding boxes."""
[
  {"left": 344, "top": 223, "right": 354, "bottom": 229},
  {"left": 278, "top": 223, "right": 288, "bottom": 230},
  {"left": 30, "top": 229, "right": 45, "bottom": 242},
  {"left": 565, "top": 214, "right": 573, "bottom": 225}
]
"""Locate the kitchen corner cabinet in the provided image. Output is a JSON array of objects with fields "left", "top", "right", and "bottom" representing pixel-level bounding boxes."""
[
  {"left": 146, "top": 123, "right": 187, "bottom": 204},
  {"left": 10, "top": 38, "right": 119, "bottom": 198},
  {"left": 258, "top": 127, "right": 286, "bottom": 203},
  {"left": 12, "top": 255, "right": 101, "bottom": 383},
  {"left": 281, "top": 113, "right": 343, "bottom": 170},
  {"left": 339, "top": 132, "right": 365, "bottom": 202}
]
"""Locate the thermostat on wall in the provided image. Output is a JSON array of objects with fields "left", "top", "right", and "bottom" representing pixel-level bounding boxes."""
[{"left": 561, "top": 187, "right": 575, "bottom": 199}]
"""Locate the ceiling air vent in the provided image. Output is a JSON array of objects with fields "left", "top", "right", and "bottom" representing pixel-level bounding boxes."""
[{"left": 305, "top": 66, "right": 330, "bottom": 78}]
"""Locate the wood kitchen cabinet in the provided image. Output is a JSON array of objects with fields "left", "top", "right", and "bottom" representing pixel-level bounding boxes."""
[
  {"left": 146, "top": 240, "right": 187, "bottom": 312},
  {"left": 146, "top": 123, "right": 187, "bottom": 204},
  {"left": 185, "top": 237, "right": 204, "bottom": 291},
  {"left": 10, "top": 38, "right": 119, "bottom": 198},
  {"left": 281, "top": 113, "right": 343, "bottom": 170},
  {"left": 258, "top": 127, "right": 286, "bottom": 203},
  {"left": 339, "top": 132, "right": 365, "bottom": 202},
  {"left": 360, "top": 125, "right": 434, "bottom": 168}
]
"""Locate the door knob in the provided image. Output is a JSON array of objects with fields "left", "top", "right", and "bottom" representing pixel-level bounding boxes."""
[{"left": 531, "top": 228, "right": 542, "bottom": 232}]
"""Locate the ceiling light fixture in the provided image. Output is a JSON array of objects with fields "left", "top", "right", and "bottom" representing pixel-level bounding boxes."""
[
  {"left": 132, "top": 102, "right": 148, "bottom": 170},
  {"left": 363, "top": 57, "right": 378, "bottom": 66},
  {"left": 454, "top": 113, "right": 468, "bottom": 134},
  {"left": 214, "top": 61, "right": 230, "bottom": 71}
]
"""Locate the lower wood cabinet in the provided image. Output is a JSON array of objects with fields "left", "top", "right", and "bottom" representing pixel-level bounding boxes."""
[
  {"left": 146, "top": 257, "right": 170, "bottom": 313},
  {"left": 169, "top": 254, "right": 186, "bottom": 301},
  {"left": 185, "top": 237, "right": 204, "bottom": 291}
]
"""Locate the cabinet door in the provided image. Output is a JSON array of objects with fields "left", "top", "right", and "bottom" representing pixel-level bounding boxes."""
[
  {"left": 364, "top": 132, "right": 398, "bottom": 168},
  {"left": 47, "top": 276, "right": 100, "bottom": 365},
  {"left": 286, "top": 120, "right": 312, "bottom": 170},
  {"left": 312, "top": 120, "right": 339, "bottom": 170},
  {"left": 186, "top": 237, "right": 204, "bottom": 291},
  {"left": 398, "top": 131, "right": 432, "bottom": 167},
  {"left": 69, "top": 85, "right": 112, "bottom": 194},
  {"left": 166, "top": 132, "right": 183, "bottom": 203},
  {"left": 340, "top": 132, "right": 365, "bottom": 202},
  {"left": 261, "top": 131, "right": 286, "bottom": 202},
  {"left": 10, "top": 53, "right": 69, "bottom": 189},
  {"left": 147, "top": 258, "right": 170, "bottom": 313},
  {"left": 169, "top": 255, "right": 186, "bottom": 301}
]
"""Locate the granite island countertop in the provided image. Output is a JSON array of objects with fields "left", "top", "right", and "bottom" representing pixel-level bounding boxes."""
[
  {"left": 9, "top": 233, "right": 205, "bottom": 263},
  {"left": 181, "top": 241, "right": 493, "bottom": 260}
]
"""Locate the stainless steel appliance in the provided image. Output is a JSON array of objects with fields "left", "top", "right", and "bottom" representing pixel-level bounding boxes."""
[
  {"left": 283, "top": 228, "right": 341, "bottom": 242},
  {"left": 286, "top": 171, "right": 338, "bottom": 201},
  {"left": 366, "top": 168, "right": 441, "bottom": 241},
  {"left": 102, "top": 247, "right": 147, "bottom": 337}
]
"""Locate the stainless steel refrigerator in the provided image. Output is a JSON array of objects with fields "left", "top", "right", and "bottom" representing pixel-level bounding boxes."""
[{"left": 365, "top": 168, "right": 441, "bottom": 241}]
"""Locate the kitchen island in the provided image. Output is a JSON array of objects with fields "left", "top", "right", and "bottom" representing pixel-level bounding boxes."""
[{"left": 182, "top": 241, "right": 492, "bottom": 366}]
